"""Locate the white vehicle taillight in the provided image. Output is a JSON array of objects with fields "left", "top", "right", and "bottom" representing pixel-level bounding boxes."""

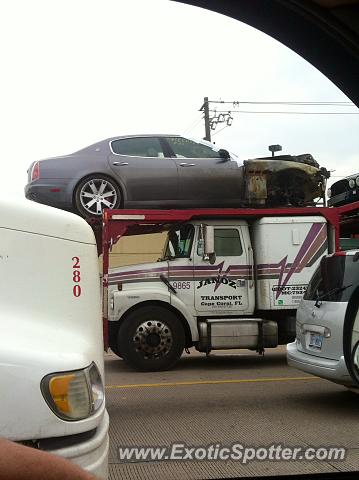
[{"left": 31, "top": 161, "right": 40, "bottom": 181}]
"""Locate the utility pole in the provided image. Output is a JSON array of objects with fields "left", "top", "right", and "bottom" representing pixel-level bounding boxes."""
[
  {"left": 199, "top": 97, "right": 234, "bottom": 141},
  {"left": 200, "top": 97, "right": 211, "bottom": 142}
]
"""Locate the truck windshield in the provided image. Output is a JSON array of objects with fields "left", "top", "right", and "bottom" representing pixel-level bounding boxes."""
[
  {"left": 304, "top": 253, "right": 359, "bottom": 302},
  {"left": 163, "top": 225, "right": 194, "bottom": 259}
]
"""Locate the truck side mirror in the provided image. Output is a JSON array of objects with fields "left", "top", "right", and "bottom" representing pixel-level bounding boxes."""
[{"left": 204, "top": 226, "right": 216, "bottom": 264}]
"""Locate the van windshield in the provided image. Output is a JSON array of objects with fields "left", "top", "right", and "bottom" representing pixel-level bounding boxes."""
[{"left": 304, "top": 253, "right": 359, "bottom": 302}]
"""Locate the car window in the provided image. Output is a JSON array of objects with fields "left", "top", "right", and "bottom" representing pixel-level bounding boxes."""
[
  {"left": 214, "top": 228, "right": 243, "bottom": 256},
  {"left": 111, "top": 137, "right": 164, "bottom": 157},
  {"left": 166, "top": 136, "right": 221, "bottom": 159}
]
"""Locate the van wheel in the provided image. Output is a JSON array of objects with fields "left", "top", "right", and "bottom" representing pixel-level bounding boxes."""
[{"left": 118, "top": 306, "right": 185, "bottom": 371}]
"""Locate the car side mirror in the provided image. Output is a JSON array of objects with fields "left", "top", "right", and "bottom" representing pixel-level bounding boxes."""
[{"left": 218, "top": 149, "right": 230, "bottom": 161}]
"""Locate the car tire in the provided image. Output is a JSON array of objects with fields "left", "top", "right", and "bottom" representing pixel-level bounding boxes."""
[
  {"left": 74, "top": 175, "right": 121, "bottom": 218},
  {"left": 118, "top": 306, "right": 185, "bottom": 371}
]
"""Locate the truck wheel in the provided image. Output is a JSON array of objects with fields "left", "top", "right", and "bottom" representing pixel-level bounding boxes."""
[
  {"left": 109, "top": 343, "right": 122, "bottom": 358},
  {"left": 118, "top": 306, "right": 185, "bottom": 371}
]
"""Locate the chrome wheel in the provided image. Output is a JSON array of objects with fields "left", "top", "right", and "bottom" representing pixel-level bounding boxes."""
[
  {"left": 79, "top": 178, "right": 118, "bottom": 216},
  {"left": 133, "top": 320, "right": 173, "bottom": 360}
]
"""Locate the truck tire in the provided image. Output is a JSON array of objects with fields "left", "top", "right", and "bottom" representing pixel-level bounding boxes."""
[
  {"left": 118, "top": 306, "right": 185, "bottom": 371},
  {"left": 109, "top": 343, "right": 122, "bottom": 358}
]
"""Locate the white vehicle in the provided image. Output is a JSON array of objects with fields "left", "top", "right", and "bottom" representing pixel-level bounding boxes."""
[
  {"left": 107, "top": 212, "right": 331, "bottom": 371},
  {"left": 287, "top": 249, "right": 359, "bottom": 389},
  {"left": 0, "top": 198, "right": 109, "bottom": 478}
]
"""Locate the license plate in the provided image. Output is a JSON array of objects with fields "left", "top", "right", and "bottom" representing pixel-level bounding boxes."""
[{"left": 309, "top": 332, "right": 323, "bottom": 349}]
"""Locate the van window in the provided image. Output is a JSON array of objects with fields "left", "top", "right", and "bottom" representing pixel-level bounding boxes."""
[{"left": 304, "top": 254, "right": 359, "bottom": 302}]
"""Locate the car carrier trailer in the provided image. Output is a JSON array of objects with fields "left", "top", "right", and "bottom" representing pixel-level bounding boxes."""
[{"left": 93, "top": 201, "right": 359, "bottom": 371}]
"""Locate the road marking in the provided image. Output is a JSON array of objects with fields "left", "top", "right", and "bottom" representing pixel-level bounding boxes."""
[{"left": 105, "top": 376, "right": 319, "bottom": 389}]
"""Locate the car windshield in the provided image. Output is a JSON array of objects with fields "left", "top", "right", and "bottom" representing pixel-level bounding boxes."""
[
  {"left": 304, "top": 253, "right": 359, "bottom": 302},
  {"left": 163, "top": 225, "right": 194, "bottom": 259}
]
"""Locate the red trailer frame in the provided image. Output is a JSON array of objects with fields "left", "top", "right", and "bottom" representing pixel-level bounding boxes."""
[{"left": 99, "top": 201, "right": 359, "bottom": 348}]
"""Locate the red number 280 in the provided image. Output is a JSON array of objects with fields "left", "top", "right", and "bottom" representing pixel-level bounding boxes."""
[{"left": 72, "top": 256, "right": 82, "bottom": 297}]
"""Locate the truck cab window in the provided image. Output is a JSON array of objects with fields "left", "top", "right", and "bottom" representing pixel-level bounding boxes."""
[
  {"left": 165, "top": 225, "right": 194, "bottom": 259},
  {"left": 214, "top": 228, "right": 243, "bottom": 256}
]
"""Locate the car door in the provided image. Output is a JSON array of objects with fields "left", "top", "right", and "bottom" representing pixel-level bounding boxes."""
[
  {"left": 194, "top": 226, "right": 252, "bottom": 315},
  {"left": 163, "top": 136, "right": 241, "bottom": 206},
  {"left": 108, "top": 136, "right": 178, "bottom": 205}
]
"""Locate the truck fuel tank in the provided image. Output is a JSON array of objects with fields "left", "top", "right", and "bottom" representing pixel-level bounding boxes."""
[{"left": 197, "top": 319, "right": 278, "bottom": 352}]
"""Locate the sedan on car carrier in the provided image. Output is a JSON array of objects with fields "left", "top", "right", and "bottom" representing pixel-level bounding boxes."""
[{"left": 25, "top": 134, "right": 329, "bottom": 218}]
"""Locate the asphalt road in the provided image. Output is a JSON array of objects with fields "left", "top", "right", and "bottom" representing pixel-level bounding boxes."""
[{"left": 105, "top": 347, "right": 359, "bottom": 480}]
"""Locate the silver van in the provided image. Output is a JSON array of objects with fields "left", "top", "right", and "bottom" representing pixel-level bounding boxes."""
[{"left": 287, "top": 250, "right": 359, "bottom": 388}]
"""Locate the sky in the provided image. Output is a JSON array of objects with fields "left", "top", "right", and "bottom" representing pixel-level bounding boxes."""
[{"left": 1, "top": 0, "right": 358, "bottom": 199}]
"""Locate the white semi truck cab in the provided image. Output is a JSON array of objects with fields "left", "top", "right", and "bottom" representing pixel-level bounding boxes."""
[
  {"left": 107, "top": 213, "right": 329, "bottom": 371},
  {"left": 0, "top": 198, "right": 109, "bottom": 478}
]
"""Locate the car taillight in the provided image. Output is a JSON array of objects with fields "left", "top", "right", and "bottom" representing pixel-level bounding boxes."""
[{"left": 31, "top": 162, "right": 40, "bottom": 181}]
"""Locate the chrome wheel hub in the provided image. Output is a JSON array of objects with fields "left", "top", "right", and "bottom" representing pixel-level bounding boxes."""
[
  {"left": 133, "top": 320, "right": 173, "bottom": 360},
  {"left": 80, "top": 179, "right": 118, "bottom": 215}
]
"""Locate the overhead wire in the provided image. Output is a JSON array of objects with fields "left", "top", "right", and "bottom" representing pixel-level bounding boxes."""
[
  {"left": 209, "top": 109, "right": 359, "bottom": 115},
  {"left": 211, "top": 124, "right": 230, "bottom": 137},
  {"left": 182, "top": 113, "right": 204, "bottom": 135},
  {"left": 207, "top": 100, "right": 355, "bottom": 106}
]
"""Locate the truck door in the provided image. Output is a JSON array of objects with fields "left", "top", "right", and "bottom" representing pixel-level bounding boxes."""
[{"left": 194, "top": 225, "right": 254, "bottom": 315}]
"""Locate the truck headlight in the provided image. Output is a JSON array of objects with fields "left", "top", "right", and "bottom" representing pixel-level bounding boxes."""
[{"left": 41, "top": 363, "right": 104, "bottom": 421}]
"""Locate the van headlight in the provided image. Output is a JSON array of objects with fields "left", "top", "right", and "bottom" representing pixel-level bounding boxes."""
[{"left": 41, "top": 363, "right": 104, "bottom": 421}]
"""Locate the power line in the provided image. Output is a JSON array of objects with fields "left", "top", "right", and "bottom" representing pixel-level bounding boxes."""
[
  {"left": 182, "top": 113, "right": 204, "bottom": 135},
  {"left": 199, "top": 96, "right": 358, "bottom": 141},
  {"left": 211, "top": 124, "right": 229, "bottom": 137},
  {"left": 210, "top": 109, "right": 359, "bottom": 115},
  {"left": 208, "top": 100, "right": 355, "bottom": 106}
]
